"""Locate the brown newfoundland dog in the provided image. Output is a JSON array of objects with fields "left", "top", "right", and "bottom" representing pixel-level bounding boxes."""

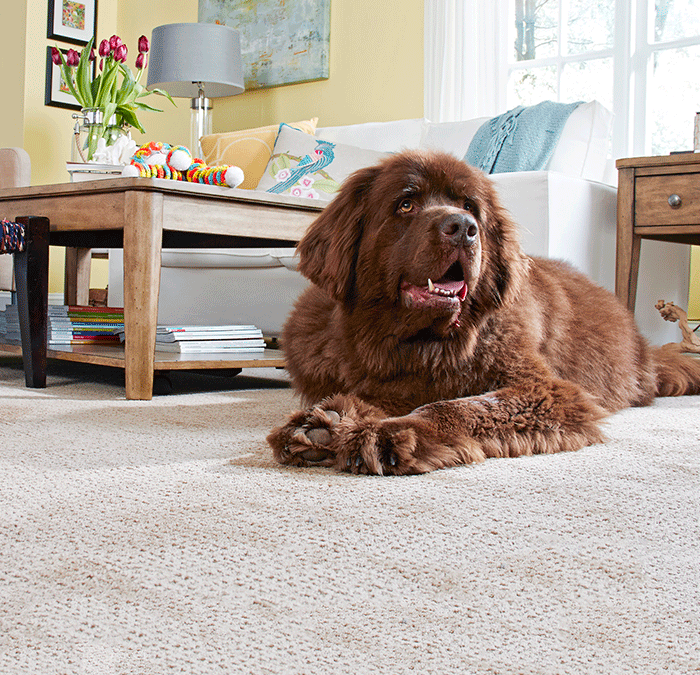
[{"left": 267, "top": 150, "right": 700, "bottom": 475}]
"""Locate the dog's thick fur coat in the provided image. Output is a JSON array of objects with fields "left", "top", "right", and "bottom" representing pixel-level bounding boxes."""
[{"left": 267, "top": 151, "right": 700, "bottom": 475}]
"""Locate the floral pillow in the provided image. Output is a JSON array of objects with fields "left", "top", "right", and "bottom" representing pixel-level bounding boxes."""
[{"left": 256, "top": 124, "right": 388, "bottom": 200}]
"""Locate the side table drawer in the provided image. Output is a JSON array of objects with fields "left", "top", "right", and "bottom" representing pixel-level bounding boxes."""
[{"left": 634, "top": 173, "right": 700, "bottom": 226}]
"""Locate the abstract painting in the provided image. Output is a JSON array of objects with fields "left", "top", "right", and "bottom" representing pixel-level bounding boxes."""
[{"left": 198, "top": 0, "right": 330, "bottom": 90}]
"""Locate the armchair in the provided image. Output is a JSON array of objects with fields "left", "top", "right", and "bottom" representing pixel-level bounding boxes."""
[{"left": 0, "top": 148, "right": 30, "bottom": 295}]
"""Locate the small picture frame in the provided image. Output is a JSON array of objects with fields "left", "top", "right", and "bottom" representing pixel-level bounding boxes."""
[
  {"left": 47, "top": 0, "right": 97, "bottom": 46},
  {"left": 45, "top": 46, "right": 88, "bottom": 110}
]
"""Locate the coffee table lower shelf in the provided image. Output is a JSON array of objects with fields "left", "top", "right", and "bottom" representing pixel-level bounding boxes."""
[{"left": 0, "top": 341, "right": 286, "bottom": 371}]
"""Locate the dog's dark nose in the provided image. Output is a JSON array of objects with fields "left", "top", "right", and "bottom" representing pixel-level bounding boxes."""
[{"left": 439, "top": 213, "right": 479, "bottom": 246}]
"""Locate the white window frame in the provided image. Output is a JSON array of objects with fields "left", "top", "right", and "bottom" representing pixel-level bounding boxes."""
[{"left": 505, "top": 0, "right": 700, "bottom": 159}]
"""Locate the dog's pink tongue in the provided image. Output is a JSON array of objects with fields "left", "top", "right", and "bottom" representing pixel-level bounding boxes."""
[{"left": 434, "top": 280, "right": 468, "bottom": 300}]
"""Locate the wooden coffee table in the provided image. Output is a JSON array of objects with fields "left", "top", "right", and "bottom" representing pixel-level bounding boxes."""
[{"left": 0, "top": 177, "right": 323, "bottom": 399}]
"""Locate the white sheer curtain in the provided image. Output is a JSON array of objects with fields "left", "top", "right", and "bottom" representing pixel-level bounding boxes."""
[{"left": 424, "top": 0, "right": 508, "bottom": 123}]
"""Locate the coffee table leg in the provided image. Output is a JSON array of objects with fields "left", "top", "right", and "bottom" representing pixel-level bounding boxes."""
[
  {"left": 63, "top": 247, "right": 92, "bottom": 305},
  {"left": 14, "top": 216, "right": 49, "bottom": 388},
  {"left": 123, "top": 191, "right": 163, "bottom": 400}
]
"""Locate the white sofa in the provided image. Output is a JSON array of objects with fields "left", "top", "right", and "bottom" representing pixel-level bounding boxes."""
[{"left": 108, "top": 102, "right": 690, "bottom": 345}]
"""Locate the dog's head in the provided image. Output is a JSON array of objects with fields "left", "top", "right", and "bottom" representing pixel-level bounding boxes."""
[{"left": 296, "top": 150, "right": 529, "bottom": 337}]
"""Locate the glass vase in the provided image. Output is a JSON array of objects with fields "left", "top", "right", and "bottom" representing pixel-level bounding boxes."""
[{"left": 71, "top": 108, "right": 127, "bottom": 164}]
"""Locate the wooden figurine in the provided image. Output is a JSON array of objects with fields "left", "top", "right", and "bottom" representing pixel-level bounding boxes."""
[{"left": 655, "top": 300, "right": 700, "bottom": 354}]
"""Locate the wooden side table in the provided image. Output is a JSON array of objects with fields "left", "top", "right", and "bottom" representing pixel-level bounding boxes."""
[{"left": 616, "top": 153, "right": 700, "bottom": 311}]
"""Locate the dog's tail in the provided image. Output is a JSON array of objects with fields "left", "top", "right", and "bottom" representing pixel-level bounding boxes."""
[{"left": 652, "top": 346, "right": 700, "bottom": 396}]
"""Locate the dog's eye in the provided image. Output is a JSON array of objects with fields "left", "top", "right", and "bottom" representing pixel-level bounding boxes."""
[
  {"left": 397, "top": 199, "right": 414, "bottom": 214},
  {"left": 464, "top": 200, "right": 476, "bottom": 213}
]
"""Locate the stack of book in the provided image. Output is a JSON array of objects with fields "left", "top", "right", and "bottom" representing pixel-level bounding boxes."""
[
  {"left": 0, "top": 304, "right": 124, "bottom": 346},
  {"left": 46, "top": 305, "right": 124, "bottom": 345},
  {"left": 1, "top": 304, "right": 20, "bottom": 342},
  {"left": 0, "top": 304, "right": 7, "bottom": 341},
  {"left": 152, "top": 324, "right": 266, "bottom": 353},
  {"left": 66, "top": 162, "right": 123, "bottom": 182}
]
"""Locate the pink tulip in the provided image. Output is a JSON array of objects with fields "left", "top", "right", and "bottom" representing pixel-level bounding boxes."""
[
  {"left": 66, "top": 49, "right": 80, "bottom": 66},
  {"left": 135, "top": 52, "right": 147, "bottom": 70},
  {"left": 50, "top": 46, "right": 62, "bottom": 66},
  {"left": 98, "top": 39, "right": 110, "bottom": 57},
  {"left": 138, "top": 35, "right": 149, "bottom": 54},
  {"left": 89, "top": 47, "right": 96, "bottom": 62},
  {"left": 114, "top": 44, "right": 127, "bottom": 63},
  {"left": 109, "top": 35, "right": 123, "bottom": 51}
]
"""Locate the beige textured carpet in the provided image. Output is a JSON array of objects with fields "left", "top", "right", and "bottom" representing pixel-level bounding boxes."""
[{"left": 1, "top": 356, "right": 699, "bottom": 674}]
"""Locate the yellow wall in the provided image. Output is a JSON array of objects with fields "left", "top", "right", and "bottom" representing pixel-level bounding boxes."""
[
  {"left": 0, "top": 2, "right": 26, "bottom": 150},
  {"left": 690, "top": 248, "right": 700, "bottom": 320},
  {"left": 4, "top": 0, "right": 424, "bottom": 295}
]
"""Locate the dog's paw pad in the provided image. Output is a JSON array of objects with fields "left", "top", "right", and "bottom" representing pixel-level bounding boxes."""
[
  {"left": 306, "top": 427, "right": 332, "bottom": 446},
  {"left": 300, "top": 448, "right": 333, "bottom": 462}
]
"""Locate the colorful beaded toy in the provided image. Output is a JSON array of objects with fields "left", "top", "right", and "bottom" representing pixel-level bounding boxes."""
[
  {"left": 122, "top": 142, "right": 244, "bottom": 188},
  {"left": 1, "top": 218, "right": 25, "bottom": 254}
]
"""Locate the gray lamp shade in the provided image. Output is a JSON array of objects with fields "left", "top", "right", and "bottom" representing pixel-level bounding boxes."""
[{"left": 146, "top": 23, "right": 245, "bottom": 98}]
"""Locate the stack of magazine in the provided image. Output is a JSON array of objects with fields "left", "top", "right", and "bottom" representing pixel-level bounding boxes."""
[
  {"left": 1, "top": 304, "right": 124, "bottom": 345},
  {"left": 47, "top": 305, "right": 124, "bottom": 345},
  {"left": 121, "top": 324, "right": 266, "bottom": 354}
]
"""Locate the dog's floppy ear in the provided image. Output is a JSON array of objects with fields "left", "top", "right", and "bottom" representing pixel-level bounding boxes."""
[
  {"left": 296, "top": 164, "right": 381, "bottom": 304},
  {"left": 489, "top": 200, "right": 529, "bottom": 308}
]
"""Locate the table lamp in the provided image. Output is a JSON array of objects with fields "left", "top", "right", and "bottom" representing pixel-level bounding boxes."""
[{"left": 146, "top": 23, "right": 245, "bottom": 158}]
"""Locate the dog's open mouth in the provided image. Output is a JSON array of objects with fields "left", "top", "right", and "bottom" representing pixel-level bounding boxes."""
[{"left": 401, "top": 261, "right": 468, "bottom": 310}]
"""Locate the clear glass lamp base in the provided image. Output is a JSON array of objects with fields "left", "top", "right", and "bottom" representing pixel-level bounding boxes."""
[{"left": 190, "top": 97, "right": 212, "bottom": 160}]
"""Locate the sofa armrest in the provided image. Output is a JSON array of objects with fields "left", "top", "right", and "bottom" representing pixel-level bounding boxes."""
[{"left": 489, "top": 171, "right": 617, "bottom": 285}]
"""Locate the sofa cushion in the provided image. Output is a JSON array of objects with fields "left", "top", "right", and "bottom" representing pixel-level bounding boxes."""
[
  {"left": 420, "top": 101, "right": 613, "bottom": 183},
  {"left": 547, "top": 101, "right": 613, "bottom": 182},
  {"left": 256, "top": 125, "right": 387, "bottom": 200},
  {"left": 315, "top": 118, "right": 428, "bottom": 152},
  {"left": 421, "top": 117, "right": 490, "bottom": 158},
  {"left": 200, "top": 118, "right": 318, "bottom": 190}
]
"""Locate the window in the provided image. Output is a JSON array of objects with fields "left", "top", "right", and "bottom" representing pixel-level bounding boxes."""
[
  {"left": 508, "top": 0, "right": 700, "bottom": 158},
  {"left": 424, "top": 0, "right": 700, "bottom": 318}
]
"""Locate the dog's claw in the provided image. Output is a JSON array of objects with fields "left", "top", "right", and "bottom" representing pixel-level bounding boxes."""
[
  {"left": 389, "top": 455, "right": 397, "bottom": 467},
  {"left": 326, "top": 410, "right": 341, "bottom": 425}
]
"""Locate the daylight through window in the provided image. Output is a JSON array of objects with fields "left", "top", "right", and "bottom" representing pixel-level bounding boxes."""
[{"left": 508, "top": 0, "right": 700, "bottom": 157}]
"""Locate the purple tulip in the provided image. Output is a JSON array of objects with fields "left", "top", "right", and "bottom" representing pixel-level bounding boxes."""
[
  {"left": 66, "top": 49, "right": 80, "bottom": 66},
  {"left": 50, "top": 46, "right": 62, "bottom": 66},
  {"left": 89, "top": 47, "right": 96, "bottom": 62},
  {"left": 114, "top": 44, "right": 127, "bottom": 63},
  {"left": 138, "top": 35, "right": 149, "bottom": 54},
  {"left": 109, "top": 35, "right": 123, "bottom": 51},
  {"left": 135, "top": 52, "right": 147, "bottom": 70},
  {"left": 98, "top": 39, "right": 110, "bottom": 57}
]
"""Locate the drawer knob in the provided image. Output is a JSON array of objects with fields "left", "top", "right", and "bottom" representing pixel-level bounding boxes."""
[{"left": 668, "top": 194, "right": 682, "bottom": 208}]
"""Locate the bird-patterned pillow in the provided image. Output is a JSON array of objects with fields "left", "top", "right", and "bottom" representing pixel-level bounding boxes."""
[{"left": 256, "top": 124, "right": 387, "bottom": 200}]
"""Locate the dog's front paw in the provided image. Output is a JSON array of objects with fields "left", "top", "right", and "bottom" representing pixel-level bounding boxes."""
[
  {"left": 267, "top": 402, "right": 343, "bottom": 468},
  {"left": 334, "top": 418, "right": 424, "bottom": 476}
]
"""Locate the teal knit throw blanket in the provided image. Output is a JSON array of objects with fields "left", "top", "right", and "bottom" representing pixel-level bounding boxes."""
[{"left": 464, "top": 101, "right": 581, "bottom": 174}]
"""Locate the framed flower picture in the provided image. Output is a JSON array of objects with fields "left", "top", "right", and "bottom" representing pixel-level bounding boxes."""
[
  {"left": 45, "top": 46, "right": 87, "bottom": 110},
  {"left": 47, "top": 0, "right": 97, "bottom": 46}
]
